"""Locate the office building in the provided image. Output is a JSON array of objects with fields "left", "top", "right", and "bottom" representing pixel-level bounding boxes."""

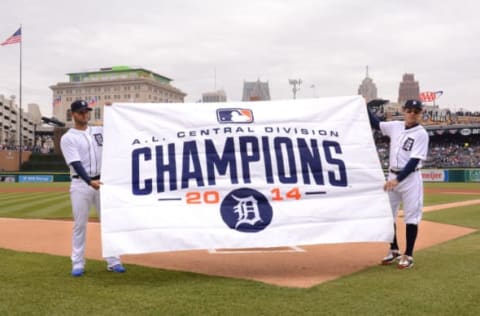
[
  {"left": 358, "top": 67, "right": 378, "bottom": 102},
  {"left": 398, "top": 73, "right": 420, "bottom": 104},
  {"left": 242, "top": 79, "right": 271, "bottom": 101},
  {"left": 50, "top": 66, "right": 187, "bottom": 125},
  {"left": 0, "top": 94, "right": 40, "bottom": 148},
  {"left": 202, "top": 90, "right": 227, "bottom": 102}
]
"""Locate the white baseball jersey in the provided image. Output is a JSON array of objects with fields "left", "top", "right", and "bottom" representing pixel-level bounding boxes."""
[
  {"left": 380, "top": 121, "right": 428, "bottom": 170},
  {"left": 60, "top": 126, "right": 103, "bottom": 177},
  {"left": 379, "top": 121, "right": 429, "bottom": 224}
]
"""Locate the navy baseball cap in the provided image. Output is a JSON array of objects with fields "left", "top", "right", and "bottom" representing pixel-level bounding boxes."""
[
  {"left": 70, "top": 100, "right": 92, "bottom": 113},
  {"left": 403, "top": 99, "right": 423, "bottom": 110}
]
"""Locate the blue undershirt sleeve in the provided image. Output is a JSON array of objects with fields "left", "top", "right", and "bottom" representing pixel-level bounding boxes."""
[
  {"left": 396, "top": 158, "right": 420, "bottom": 182},
  {"left": 70, "top": 161, "right": 91, "bottom": 185},
  {"left": 367, "top": 108, "right": 381, "bottom": 130}
]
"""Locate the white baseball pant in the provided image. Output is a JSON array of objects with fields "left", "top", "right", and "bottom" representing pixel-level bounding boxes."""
[
  {"left": 387, "top": 171, "right": 423, "bottom": 225},
  {"left": 70, "top": 179, "right": 121, "bottom": 269}
]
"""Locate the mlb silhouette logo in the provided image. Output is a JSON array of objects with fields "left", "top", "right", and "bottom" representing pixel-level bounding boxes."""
[{"left": 216, "top": 108, "right": 254, "bottom": 124}]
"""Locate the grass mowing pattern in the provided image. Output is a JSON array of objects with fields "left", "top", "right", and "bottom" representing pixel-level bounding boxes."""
[
  {"left": 1, "top": 233, "right": 479, "bottom": 315},
  {"left": 424, "top": 182, "right": 480, "bottom": 206},
  {"left": 424, "top": 204, "right": 480, "bottom": 229},
  {"left": 0, "top": 183, "right": 97, "bottom": 219},
  {"left": 0, "top": 182, "right": 479, "bottom": 315},
  {"left": 0, "top": 192, "right": 69, "bottom": 217}
]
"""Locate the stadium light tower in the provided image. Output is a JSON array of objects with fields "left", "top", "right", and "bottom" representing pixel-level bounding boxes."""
[
  {"left": 289, "top": 79, "right": 302, "bottom": 99},
  {"left": 310, "top": 84, "right": 317, "bottom": 98}
]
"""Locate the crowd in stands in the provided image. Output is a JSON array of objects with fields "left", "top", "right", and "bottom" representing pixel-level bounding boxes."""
[
  {"left": 423, "top": 110, "right": 480, "bottom": 125},
  {"left": 33, "top": 135, "right": 55, "bottom": 153},
  {"left": 383, "top": 109, "right": 480, "bottom": 126},
  {"left": 3, "top": 127, "right": 480, "bottom": 169},
  {"left": 454, "top": 110, "right": 480, "bottom": 117},
  {"left": 373, "top": 132, "right": 480, "bottom": 169},
  {"left": 0, "top": 135, "right": 55, "bottom": 153},
  {"left": 424, "top": 137, "right": 480, "bottom": 168}
]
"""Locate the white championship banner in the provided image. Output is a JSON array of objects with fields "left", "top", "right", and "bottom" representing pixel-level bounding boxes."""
[{"left": 100, "top": 96, "right": 393, "bottom": 256}]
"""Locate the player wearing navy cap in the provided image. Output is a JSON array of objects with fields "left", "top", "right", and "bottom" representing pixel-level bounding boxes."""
[
  {"left": 368, "top": 99, "right": 429, "bottom": 269},
  {"left": 60, "top": 100, "right": 126, "bottom": 277}
]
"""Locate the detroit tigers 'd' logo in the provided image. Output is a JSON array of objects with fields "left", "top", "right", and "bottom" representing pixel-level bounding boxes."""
[
  {"left": 220, "top": 188, "right": 273, "bottom": 233},
  {"left": 402, "top": 137, "right": 414, "bottom": 151},
  {"left": 93, "top": 133, "right": 103, "bottom": 146}
]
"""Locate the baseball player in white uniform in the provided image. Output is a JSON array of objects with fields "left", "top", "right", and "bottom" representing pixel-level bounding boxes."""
[
  {"left": 368, "top": 99, "right": 429, "bottom": 269},
  {"left": 60, "top": 100, "right": 125, "bottom": 277}
]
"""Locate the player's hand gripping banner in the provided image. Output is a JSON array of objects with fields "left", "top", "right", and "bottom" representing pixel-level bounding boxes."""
[{"left": 101, "top": 96, "right": 393, "bottom": 256}]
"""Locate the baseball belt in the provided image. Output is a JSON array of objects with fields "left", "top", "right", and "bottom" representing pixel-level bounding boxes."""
[
  {"left": 389, "top": 169, "right": 419, "bottom": 175},
  {"left": 72, "top": 175, "right": 101, "bottom": 180}
]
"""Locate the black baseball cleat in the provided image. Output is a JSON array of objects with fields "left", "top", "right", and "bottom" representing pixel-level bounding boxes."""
[{"left": 381, "top": 250, "right": 402, "bottom": 265}]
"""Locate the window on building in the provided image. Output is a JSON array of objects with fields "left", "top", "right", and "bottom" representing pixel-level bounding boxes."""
[
  {"left": 66, "top": 110, "right": 72, "bottom": 122},
  {"left": 94, "top": 108, "right": 101, "bottom": 120}
]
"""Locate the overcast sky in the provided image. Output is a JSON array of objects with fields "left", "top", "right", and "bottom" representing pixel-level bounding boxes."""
[{"left": 1, "top": 0, "right": 479, "bottom": 117}]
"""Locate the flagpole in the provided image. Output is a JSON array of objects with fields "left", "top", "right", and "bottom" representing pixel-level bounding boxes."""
[{"left": 18, "top": 24, "right": 23, "bottom": 170}]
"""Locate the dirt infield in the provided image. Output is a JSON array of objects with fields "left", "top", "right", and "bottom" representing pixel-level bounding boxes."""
[
  {"left": 0, "top": 199, "right": 478, "bottom": 288},
  {"left": 424, "top": 187, "right": 480, "bottom": 194}
]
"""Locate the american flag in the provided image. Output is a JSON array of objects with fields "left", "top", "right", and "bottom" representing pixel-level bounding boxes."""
[
  {"left": 1, "top": 28, "right": 21, "bottom": 46},
  {"left": 88, "top": 96, "right": 98, "bottom": 107},
  {"left": 53, "top": 96, "right": 62, "bottom": 106},
  {"left": 419, "top": 91, "right": 443, "bottom": 102}
]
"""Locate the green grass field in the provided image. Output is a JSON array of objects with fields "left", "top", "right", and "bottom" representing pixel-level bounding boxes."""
[
  {"left": 0, "top": 182, "right": 479, "bottom": 315},
  {"left": 0, "top": 182, "right": 98, "bottom": 219}
]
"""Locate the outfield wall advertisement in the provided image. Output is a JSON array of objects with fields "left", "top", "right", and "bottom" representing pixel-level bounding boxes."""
[
  {"left": 421, "top": 169, "right": 446, "bottom": 182},
  {"left": 466, "top": 169, "right": 480, "bottom": 182},
  {"left": 18, "top": 175, "right": 53, "bottom": 183}
]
